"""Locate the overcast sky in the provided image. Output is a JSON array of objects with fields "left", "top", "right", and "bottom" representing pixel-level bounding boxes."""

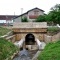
[{"left": 0, "top": 0, "right": 60, "bottom": 15}]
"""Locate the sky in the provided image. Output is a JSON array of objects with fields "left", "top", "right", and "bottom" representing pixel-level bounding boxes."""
[{"left": 0, "top": 0, "right": 60, "bottom": 15}]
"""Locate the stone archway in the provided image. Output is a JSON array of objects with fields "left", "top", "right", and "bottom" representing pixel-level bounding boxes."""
[{"left": 25, "top": 33, "right": 35, "bottom": 45}]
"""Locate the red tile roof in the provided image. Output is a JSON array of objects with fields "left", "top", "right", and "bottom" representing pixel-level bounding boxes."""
[{"left": 0, "top": 15, "right": 18, "bottom": 20}]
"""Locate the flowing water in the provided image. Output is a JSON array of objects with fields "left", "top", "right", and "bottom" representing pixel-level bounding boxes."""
[{"left": 13, "top": 49, "right": 37, "bottom": 60}]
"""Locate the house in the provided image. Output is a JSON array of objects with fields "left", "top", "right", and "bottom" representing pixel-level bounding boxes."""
[
  {"left": 0, "top": 15, "right": 18, "bottom": 26},
  {"left": 14, "top": 7, "right": 45, "bottom": 22}
]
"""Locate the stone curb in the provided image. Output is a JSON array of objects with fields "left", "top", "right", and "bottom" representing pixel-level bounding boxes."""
[
  {"left": 11, "top": 51, "right": 19, "bottom": 59},
  {"left": 0, "top": 35, "right": 8, "bottom": 38},
  {"left": 32, "top": 51, "right": 41, "bottom": 60},
  {"left": 0, "top": 31, "right": 12, "bottom": 38},
  {"left": 5, "top": 51, "right": 19, "bottom": 60}
]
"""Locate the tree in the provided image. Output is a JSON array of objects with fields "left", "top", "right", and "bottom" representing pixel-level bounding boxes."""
[
  {"left": 35, "top": 4, "right": 60, "bottom": 25},
  {"left": 21, "top": 17, "right": 28, "bottom": 22},
  {"left": 35, "top": 15, "right": 46, "bottom": 22},
  {"left": 47, "top": 4, "right": 60, "bottom": 25},
  {"left": 51, "top": 4, "right": 60, "bottom": 11}
]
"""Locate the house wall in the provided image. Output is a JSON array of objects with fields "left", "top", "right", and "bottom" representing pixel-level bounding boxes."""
[
  {"left": 6, "top": 20, "right": 13, "bottom": 23},
  {"left": 14, "top": 17, "right": 21, "bottom": 22},
  {"left": 27, "top": 9, "right": 44, "bottom": 22},
  {"left": 14, "top": 9, "right": 44, "bottom": 22},
  {"left": 14, "top": 14, "right": 27, "bottom": 22},
  {"left": 0, "top": 20, "right": 13, "bottom": 23},
  {"left": 28, "top": 9, "right": 44, "bottom": 16}
]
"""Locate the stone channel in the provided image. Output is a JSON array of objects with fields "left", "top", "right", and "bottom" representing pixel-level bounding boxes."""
[{"left": 13, "top": 48, "right": 37, "bottom": 60}]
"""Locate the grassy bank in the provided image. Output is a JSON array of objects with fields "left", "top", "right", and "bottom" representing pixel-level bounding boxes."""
[
  {"left": 0, "top": 26, "right": 11, "bottom": 36},
  {"left": 47, "top": 27, "right": 60, "bottom": 35},
  {"left": 38, "top": 40, "right": 60, "bottom": 60},
  {"left": 0, "top": 38, "right": 19, "bottom": 60}
]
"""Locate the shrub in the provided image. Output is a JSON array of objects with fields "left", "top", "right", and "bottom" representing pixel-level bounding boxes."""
[{"left": 21, "top": 17, "right": 28, "bottom": 22}]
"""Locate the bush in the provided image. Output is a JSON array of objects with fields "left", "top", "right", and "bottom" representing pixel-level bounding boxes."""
[
  {"left": 35, "top": 15, "right": 46, "bottom": 22},
  {"left": 21, "top": 17, "right": 28, "bottom": 22}
]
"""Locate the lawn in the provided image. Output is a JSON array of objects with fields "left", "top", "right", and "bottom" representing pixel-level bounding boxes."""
[
  {"left": 0, "top": 26, "right": 11, "bottom": 36},
  {"left": 0, "top": 38, "right": 19, "bottom": 60},
  {"left": 38, "top": 40, "right": 60, "bottom": 60}
]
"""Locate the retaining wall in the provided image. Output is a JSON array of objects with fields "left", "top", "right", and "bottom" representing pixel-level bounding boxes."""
[{"left": 44, "top": 32, "right": 60, "bottom": 43}]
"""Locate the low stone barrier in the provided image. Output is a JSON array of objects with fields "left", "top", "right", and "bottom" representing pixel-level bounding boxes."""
[
  {"left": 0, "top": 31, "right": 13, "bottom": 38},
  {"left": 5, "top": 51, "right": 19, "bottom": 60},
  {"left": 32, "top": 51, "right": 41, "bottom": 60},
  {"left": 0, "top": 35, "right": 8, "bottom": 38},
  {"left": 44, "top": 32, "right": 60, "bottom": 43}
]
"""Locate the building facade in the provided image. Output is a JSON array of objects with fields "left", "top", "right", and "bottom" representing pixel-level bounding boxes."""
[
  {"left": 0, "top": 15, "right": 18, "bottom": 26},
  {"left": 14, "top": 7, "right": 45, "bottom": 22}
]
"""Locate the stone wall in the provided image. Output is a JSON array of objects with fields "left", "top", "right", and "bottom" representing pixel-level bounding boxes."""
[
  {"left": 14, "top": 33, "right": 46, "bottom": 41},
  {"left": 12, "top": 22, "right": 47, "bottom": 41},
  {"left": 44, "top": 32, "right": 60, "bottom": 43},
  {"left": 13, "top": 22, "right": 47, "bottom": 28},
  {"left": 12, "top": 28, "right": 47, "bottom": 33},
  {"left": 52, "top": 32, "right": 60, "bottom": 42},
  {"left": 12, "top": 28, "right": 47, "bottom": 41}
]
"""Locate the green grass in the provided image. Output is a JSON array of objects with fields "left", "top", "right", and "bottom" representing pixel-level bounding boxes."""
[
  {"left": 38, "top": 40, "right": 60, "bottom": 60},
  {"left": 47, "top": 27, "right": 60, "bottom": 32},
  {"left": 47, "top": 27, "right": 60, "bottom": 35},
  {"left": 0, "top": 38, "right": 19, "bottom": 60},
  {"left": 0, "top": 26, "right": 11, "bottom": 36}
]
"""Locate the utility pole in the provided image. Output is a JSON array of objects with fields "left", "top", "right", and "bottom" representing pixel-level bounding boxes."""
[
  {"left": 13, "top": 12, "right": 15, "bottom": 22},
  {"left": 21, "top": 8, "right": 23, "bottom": 14},
  {"left": 6, "top": 15, "right": 8, "bottom": 26},
  {"left": 21, "top": 8, "right": 23, "bottom": 21}
]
